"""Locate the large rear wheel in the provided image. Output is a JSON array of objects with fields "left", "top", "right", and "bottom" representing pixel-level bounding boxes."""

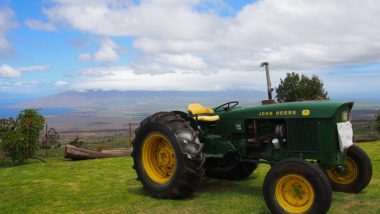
[
  {"left": 325, "top": 144, "right": 372, "bottom": 193},
  {"left": 132, "top": 112, "right": 205, "bottom": 199},
  {"left": 263, "top": 159, "right": 332, "bottom": 214}
]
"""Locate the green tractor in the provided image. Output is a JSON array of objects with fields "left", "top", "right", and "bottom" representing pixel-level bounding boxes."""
[{"left": 131, "top": 64, "right": 372, "bottom": 214}]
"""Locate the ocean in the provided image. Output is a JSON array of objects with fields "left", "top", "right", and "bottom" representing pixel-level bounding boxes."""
[
  {"left": 0, "top": 107, "right": 73, "bottom": 118},
  {"left": 0, "top": 96, "right": 73, "bottom": 118}
]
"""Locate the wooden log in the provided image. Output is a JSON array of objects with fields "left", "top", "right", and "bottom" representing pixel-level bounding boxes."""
[
  {"left": 101, "top": 148, "right": 133, "bottom": 157},
  {"left": 64, "top": 145, "right": 132, "bottom": 160}
]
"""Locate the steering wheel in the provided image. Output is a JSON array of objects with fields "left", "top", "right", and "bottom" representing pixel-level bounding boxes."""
[{"left": 214, "top": 101, "right": 239, "bottom": 112}]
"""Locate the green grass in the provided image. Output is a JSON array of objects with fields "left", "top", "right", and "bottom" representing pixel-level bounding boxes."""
[{"left": 1, "top": 142, "right": 380, "bottom": 214}]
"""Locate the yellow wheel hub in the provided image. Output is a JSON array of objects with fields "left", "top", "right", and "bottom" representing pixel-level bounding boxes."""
[
  {"left": 275, "top": 174, "right": 315, "bottom": 214},
  {"left": 327, "top": 157, "right": 358, "bottom": 185},
  {"left": 142, "top": 133, "right": 176, "bottom": 184}
]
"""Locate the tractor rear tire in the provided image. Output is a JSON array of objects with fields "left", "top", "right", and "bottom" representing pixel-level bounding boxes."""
[
  {"left": 263, "top": 159, "right": 332, "bottom": 214},
  {"left": 132, "top": 112, "right": 205, "bottom": 199},
  {"left": 325, "top": 144, "right": 372, "bottom": 193},
  {"left": 204, "top": 156, "right": 258, "bottom": 180}
]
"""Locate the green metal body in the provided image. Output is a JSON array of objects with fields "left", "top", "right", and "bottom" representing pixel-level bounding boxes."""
[{"left": 178, "top": 101, "right": 353, "bottom": 167}]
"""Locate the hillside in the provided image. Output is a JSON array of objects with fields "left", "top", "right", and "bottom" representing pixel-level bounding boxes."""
[
  {"left": 8, "top": 90, "right": 265, "bottom": 133},
  {"left": 11, "top": 90, "right": 265, "bottom": 110}
]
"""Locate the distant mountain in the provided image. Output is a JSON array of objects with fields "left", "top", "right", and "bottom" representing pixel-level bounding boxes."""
[
  {"left": 7, "top": 90, "right": 267, "bottom": 132},
  {"left": 10, "top": 90, "right": 266, "bottom": 112}
]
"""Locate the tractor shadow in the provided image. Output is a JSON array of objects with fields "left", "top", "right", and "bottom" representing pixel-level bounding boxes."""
[
  {"left": 127, "top": 174, "right": 264, "bottom": 199},
  {"left": 197, "top": 174, "right": 263, "bottom": 196}
]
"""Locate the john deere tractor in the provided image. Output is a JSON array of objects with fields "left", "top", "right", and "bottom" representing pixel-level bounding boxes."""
[{"left": 131, "top": 64, "right": 372, "bottom": 214}]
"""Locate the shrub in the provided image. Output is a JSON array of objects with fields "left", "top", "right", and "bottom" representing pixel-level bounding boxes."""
[
  {"left": 17, "top": 109, "right": 45, "bottom": 157},
  {"left": 41, "top": 128, "right": 61, "bottom": 149},
  {"left": 376, "top": 109, "right": 380, "bottom": 132},
  {"left": 68, "top": 137, "right": 84, "bottom": 147},
  {"left": 0, "top": 109, "right": 45, "bottom": 162},
  {"left": 1, "top": 130, "right": 28, "bottom": 162}
]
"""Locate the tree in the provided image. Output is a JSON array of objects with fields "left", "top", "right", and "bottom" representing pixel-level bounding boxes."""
[
  {"left": 1, "top": 129, "right": 28, "bottom": 162},
  {"left": 0, "top": 118, "right": 17, "bottom": 162},
  {"left": 44, "top": 128, "right": 61, "bottom": 148},
  {"left": 0, "top": 110, "right": 45, "bottom": 162},
  {"left": 16, "top": 109, "right": 45, "bottom": 158},
  {"left": 276, "top": 72, "right": 328, "bottom": 103},
  {"left": 0, "top": 118, "right": 17, "bottom": 133},
  {"left": 376, "top": 109, "right": 380, "bottom": 132}
]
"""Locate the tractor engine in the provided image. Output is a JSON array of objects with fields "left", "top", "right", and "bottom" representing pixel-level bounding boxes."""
[{"left": 245, "top": 119, "right": 286, "bottom": 152}]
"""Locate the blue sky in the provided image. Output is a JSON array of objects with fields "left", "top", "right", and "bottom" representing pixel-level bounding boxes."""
[{"left": 0, "top": 0, "right": 379, "bottom": 101}]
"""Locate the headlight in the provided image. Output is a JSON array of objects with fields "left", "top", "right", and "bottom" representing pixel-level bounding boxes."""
[{"left": 342, "top": 110, "right": 349, "bottom": 122}]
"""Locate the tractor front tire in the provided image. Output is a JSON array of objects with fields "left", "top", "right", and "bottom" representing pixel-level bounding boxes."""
[
  {"left": 325, "top": 144, "right": 372, "bottom": 193},
  {"left": 132, "top": 112, "right": 205, "bottom": 199},
  {"left": 263, "top": 159, "right": 332, "bottom": 214},
  {"left": 204, "top": 156, "right": 258, "bottom": 180}
]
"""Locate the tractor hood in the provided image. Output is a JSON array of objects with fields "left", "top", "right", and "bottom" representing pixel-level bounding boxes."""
[{"left": 218, "top": 101, "right": 353, "bottom": 119}]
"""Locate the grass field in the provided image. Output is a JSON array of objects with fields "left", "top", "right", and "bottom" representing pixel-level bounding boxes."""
[{"left": 0, "top": 142, "right": 379, "bottom": 214}]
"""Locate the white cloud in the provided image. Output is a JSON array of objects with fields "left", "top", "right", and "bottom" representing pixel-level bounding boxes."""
[
  {"left": 93, "top": 38, "right": 120, "bottom": 61},
  {"left": 77, "top": 38, "right": 121, "bottom": 62},
  {"left": 0, "top": 64, "right": 50, "bottom": 78},
  {"left": 0, "top": 64, "right": 21, "bottom": 78},
  {"left": 25, "top": 19, "right": 56, "bottom": 31},
  {"left": 77, "top": 53, "right": 92, "bottom": 61},
  {"left": 69, "top": 66, "right": 269, "bottom": 91},
  {"left": 19, "top": 65, "right": 51, "bottom": 72},
  {"left": 54, "top": 80, "right": 69, "bottom": 87},
  {"left": 0, "top": 80, "right": 47, "bottom": 95},
  {"left": 0, "top": 7, "right": 17, "bottom": 59},
  {"left": 42, "top": 1, "right": 380, "bottom": 69},
  {"left": 133, "top": 37, "right": 213, "bottom": 54},
  {"left": 44, "top": 0, "right": 222, "bottom": 39},
  {"left": 157, "top": 54, "right": 207, "bottom": 70},
  {"left": 0, "top": 37, "right": 9, "bottom": 51},
  {"left": 35, "top": 0, "right": 380, "bottom": 94},
  {"left": 78, "top": 66, "right": 118, "bottom": 77}
]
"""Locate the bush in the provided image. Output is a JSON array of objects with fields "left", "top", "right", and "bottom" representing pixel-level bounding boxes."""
[
  {"left": 41, "top": 128, "right": 61, "bottom": 149},
  {"left": 0, "top": 109, "right": 45, "bottom": 162},
  {"left": 1, "top": 130, "right": 28, "bottom": 162},
  {"left": 0, "top": 118, "right": 17, "bottom": 132},
  {"left": 17, "top": 109, "right": 45, "bottom": 157},
  {"left": 0, "top": 118, "right": 17, "bottom": 162},
  {"left": 376, "top": 109, "right": 380, "bottom": 132},
  {"left": 68, "top": 137, "right": 84, "bottom": 147}
]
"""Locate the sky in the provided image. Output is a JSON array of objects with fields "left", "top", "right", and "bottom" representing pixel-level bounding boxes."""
[{"left": 0, "top": 0, "right": 379, "bottom": 100}]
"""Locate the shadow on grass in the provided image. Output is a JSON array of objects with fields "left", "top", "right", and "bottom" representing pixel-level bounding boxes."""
[
  {"left": 128, "top": 174, "right": 263, "bottom": 199},
  {"left": 198, "top": 176, "right": 262, "bottom": 195},
  {"left": 0, "top": 158, "right": 47, "bottom": 169}
]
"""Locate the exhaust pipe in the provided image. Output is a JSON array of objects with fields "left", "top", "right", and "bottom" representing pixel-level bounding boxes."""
[{"left": 260, "top": 62, "right": 275, "bottom": 105}]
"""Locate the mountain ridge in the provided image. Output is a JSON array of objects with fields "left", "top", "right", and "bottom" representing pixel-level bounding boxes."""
[{"left": 10, "top": 90, "right": 267, "bottom": 109}]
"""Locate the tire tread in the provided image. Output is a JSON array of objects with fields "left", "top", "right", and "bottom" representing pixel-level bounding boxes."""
[
  {"left": 263, "top": 158, "right": 332, "bottom": 214},
  {"left": 132, "top": 112, "right": 204, "bottom": 199}
]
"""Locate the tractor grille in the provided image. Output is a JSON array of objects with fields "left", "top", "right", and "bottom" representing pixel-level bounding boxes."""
[{"left": 287, "top": 119, "right": 319, "bottom": 152}]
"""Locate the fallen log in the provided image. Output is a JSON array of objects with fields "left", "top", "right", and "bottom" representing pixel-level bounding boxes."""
[
  {"left": 64, "top": 145, "right": 132, "bottom": 160},
  {"left": 353, "top": 136, "right": 378, "bottom": 143}
]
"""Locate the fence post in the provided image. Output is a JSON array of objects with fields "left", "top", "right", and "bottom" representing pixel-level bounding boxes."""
[
  {"left": 45, "top": 121, "right": 48, "bottom": 158},
  {"left": 129, "top": 121, "right": 132, "bottom": 145}
]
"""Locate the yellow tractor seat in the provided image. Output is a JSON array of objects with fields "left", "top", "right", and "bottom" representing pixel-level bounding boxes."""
[{"left": 187, "top": 103, "right": 220, "bottom": 122}]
